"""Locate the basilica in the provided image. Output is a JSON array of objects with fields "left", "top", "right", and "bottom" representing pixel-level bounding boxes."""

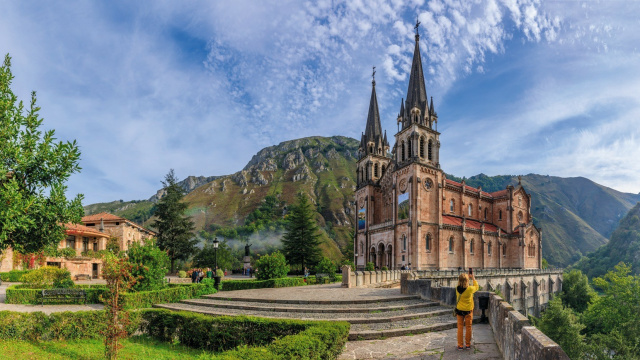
[{"left": 354, "top": 26, "right": 542, "bottom": 271}]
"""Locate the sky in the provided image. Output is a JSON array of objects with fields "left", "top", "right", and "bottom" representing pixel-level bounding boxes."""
[{"left": 1, "top": 0, "right": 639, "bottom": 204}]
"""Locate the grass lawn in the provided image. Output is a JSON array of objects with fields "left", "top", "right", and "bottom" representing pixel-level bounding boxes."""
[{"left": 0, "top": 335, "right": 213, "bottom": 360}]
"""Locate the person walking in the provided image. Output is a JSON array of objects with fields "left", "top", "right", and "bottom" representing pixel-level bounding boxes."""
[
  {"left": 455, "top": 273, "right": 478, "bottom": 350},
  {"left": 191, "top": 269, "right": 198, "bottom": 283},
  {"left": 206, "top": 267, "right": 213, "bottom": 279}
]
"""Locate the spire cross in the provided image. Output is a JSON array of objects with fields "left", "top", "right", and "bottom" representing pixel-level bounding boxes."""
[
  {"left": 414, "top": 17, "right": 421, "bottom": 37},
  {"left": 372, "top": 66, "right": 376, "bottom": 85}
]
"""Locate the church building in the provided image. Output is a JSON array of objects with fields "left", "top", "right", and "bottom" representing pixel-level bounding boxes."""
[{"left": 354, "top": 24, "right": 542, "bottom": 271}]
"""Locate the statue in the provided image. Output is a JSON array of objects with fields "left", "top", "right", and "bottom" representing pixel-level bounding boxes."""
[{"left": 244, "top": 243, "right": 252, "bottom": 257}]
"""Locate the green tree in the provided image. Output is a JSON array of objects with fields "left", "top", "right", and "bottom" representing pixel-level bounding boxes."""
[
  {"left": 315, "top": 257, "right": 336, "bottom": 278},
  {"left": 582, "top": 262, "right": 640, "bottom": 356},
  {"left": 192, "top": 239, "right": 237, "bottom": 271},
  {"left": 0, "top": 54, "right": 84, "bottom": 253},
  {"left": 281, "top": 193, "right": 322, "bottom": 271},
  {"left": 560, "top": 269, "right": 597, "bottom": 313},
  {"left": 127, "top": 239, "right": 169, "bottom": 291},
  {"left": 536, "top": 296, "right": 586, "bottom": 359},
  {"left": 255, "top": 251, "right": 290, "bottom": 280},
  {"left": 153, "top": 170, "right": 197, "bottom": 273}
]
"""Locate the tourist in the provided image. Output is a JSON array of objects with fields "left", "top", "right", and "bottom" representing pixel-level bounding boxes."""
[
  {"left": 455, "top": 273, "right": 479, "bottom": 350},
  {"left": 304, "top": 267, "right": 309, "bottom": 278},
  {"left": 191, "top": 269, "right": 198, "bottom": 283},
  {"left": 206, "top": 268, "right": 213, "bottom": 279}
]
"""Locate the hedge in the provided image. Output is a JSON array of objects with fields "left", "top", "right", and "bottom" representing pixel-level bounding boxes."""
[
  {"left": 220, "top": 277, "right": 305, "bottom": 291},
  {"left": 0, "top": 270, "right": 32, "bottom": 282},
  {"left": 304, "top": 275, "right": 342, "bottom": 285},
  {"left": 5, "top": 283, "right": 216, "bottom": 309},
  {"left": 139, "top": 309, "right": 350, "bottom": 359},
  {"left": 0, "top": 309, "right": 349, "bottom": 360}
]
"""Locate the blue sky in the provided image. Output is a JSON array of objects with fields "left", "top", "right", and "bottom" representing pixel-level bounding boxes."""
[{"left": 1, "top": 0, "right": 639, "bottom": 204}]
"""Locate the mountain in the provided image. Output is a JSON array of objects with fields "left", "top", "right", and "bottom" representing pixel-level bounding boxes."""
[
  {"left": 573, "top": 202, "right": 640, "bottom": 278},
  {"left": 84, "top": 136, "right": 640, "bottom": 268}
]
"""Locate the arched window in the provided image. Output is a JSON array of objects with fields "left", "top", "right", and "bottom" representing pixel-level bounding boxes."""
[
  {"left": 449, "top": 237, "right": 454, "bottom": 252},
  {"left": 518, "top": 211, "right": 523, "bottom": 223},
  {"left": 360, "top": 242, "right": 364, "bottom": 254},
  {"left": 401, "top": 141, "right": 405, "bottom": 161},
  {"left": 468, "top": 204, "right": 472, "bottom": 216},
  {"left": 407, "top": 139, "right": 412, "bottom": 159},
  {"left": 488, "top": 241, "right": 492, "bottom": 255},
  {"left": 381, "top": 165, "right": 386, "bottom": 176},
  {"left": 484, "top": 208, "right": 488, "bottom": 220},
  {"left": 513, "top": 283, "right": 518, "bottom": 295},
  {"left": 419, "top": 137, "right": 425, "bottom": 158},
  {"left": 402, "top": 235, "right": 407, "bottom": 251},
  {"left": 369, "top": 145, "right": 373, "bottom": 153},
  {"left": 425, "top": 233, "right": 431, "bottom": 251},
  {"left": 374, "top": 163, "right": 379, "bottom": 178},
  {"left": 470, "top": 239, "right": 474, "bottom": 254},
  {"left": 499, "top": 210, "right": 502, "bottom": 220},
  {"left": 518, "top": 196, "right": 522, "bottom": 207},
  {"left": 502, "top": 243, "right": 506, "bottom": 257},
  {"left": 450, "top": 199, "right": 455, "bottom": 212},
  {"left": 428, "top": 139, "right": 433, "bottom": 161}
]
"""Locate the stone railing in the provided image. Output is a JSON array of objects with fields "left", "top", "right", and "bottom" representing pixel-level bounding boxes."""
[
  {"left": 341, "top": 266, "right": 408, "bottom": 288},
  {"left": 401, "top": 276, "right": 569, "bottom": 360},
  {"left": 368, "top": 221, "right": 393, "bottom": 231}
]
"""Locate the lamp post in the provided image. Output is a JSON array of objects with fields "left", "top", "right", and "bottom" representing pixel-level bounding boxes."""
[{"left": 213, "top": 237, "right": 220, "bottom": 290}]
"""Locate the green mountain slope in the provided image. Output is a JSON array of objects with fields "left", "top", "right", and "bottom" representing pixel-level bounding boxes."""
[
  {"left": 574, "top": 203, "right": 640, "bottom": 278},
  {"left": 85, "top": 137, "right": 640, "bottom": 268}
]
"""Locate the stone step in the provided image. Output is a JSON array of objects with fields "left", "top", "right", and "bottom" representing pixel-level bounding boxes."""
[
  {"left": 348, "top": 316, "right": 481, "bottom": 341},
  {"left": 180, "top": 298, "right": 439, "bottom": 313},
  {"left": 153, "top": 302, "right": 453, "bottom": 324},
  {"left": 202, "top": 294, "right": 420, "bottom": 305}
]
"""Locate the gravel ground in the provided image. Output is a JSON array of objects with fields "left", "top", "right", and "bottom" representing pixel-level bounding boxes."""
[
  {"left": 185, "top": 298, "right": 435, "bottom": 310},
  {"left": 158, "top": 302, "right": 451, "bottom": 321},
  {"left": 349, "top": 314, "right": 455, "bottom": 332}
]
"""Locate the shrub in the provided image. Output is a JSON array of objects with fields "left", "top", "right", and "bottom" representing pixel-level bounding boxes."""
[
  {"left": 365, "top": 262, "right": 375, "bottom": 271},
  {"left": 255, "top": 251, "right": 290, "bottom": 280},
  {"left": 5, "top": 284, "right": 107, "bottom": 305},
  {"left": 381, "top": 266, "right": 388, "bottom": 271},
  {"left": 221, "top": 278, "right": 304, "bottom": 291},
  {"left": 121, "top": 283, "right": 217, "bottom": 309},
  {"left": 315, "top": 257, "right": 336, "bottom": 278},
  {"left": 178, "top": 270, "right": 187, "bottom": 278},
  {"left": 127, "top": 240, "right": 169, "bottom": 292},
  {"left": 341, "top": 259, "right": 355, "bottom": 270},
  {"left": 216, "top": 268, "right": 224, "bottom": 279},
  {"left": 20, "top": 266, "right": 73, "bottom": 289},
  {"left": 0, "top": 270, "right": 32, "bottom": 282}
]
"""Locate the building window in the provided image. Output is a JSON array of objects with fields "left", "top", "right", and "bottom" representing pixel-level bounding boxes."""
[
  {"left": 513, "top": 283, "right": 517, "bottom": 295},
  {"left": 470, "top": 239, "right": 474, "bottom": 254},
  {"left": 428, "top": 139, "right": 433, "bottom": 161},
  {"left": 449, "top": 237, "right": 454, "bottom": 252},
  {"left": 484, "top": 208, "right": 488, "bottom": 220},
  {"left": 402, "top": 235, "right": 407, "bottom": 251},
  {"left": 360, "top": 242, "right": 364, "bottom": 254},
  {"left": 402, "top": 255, "right": 405, "bottom": 262},
  {"left": 83, "top": 237, "right": 89, "bottom": 252},
  {"left": 382, "top": 165, "right": 386, "bottom": 176},
  {"left": 488, "top": 241, "right": 492, "bottom": 255},
  {"left": 374, "top": 163, "right": 379, "bottom": 178},
  {"left": 419, "top": 137, "right": 425, "bottom": 158},
  {"left": 115, "top": 222, "right": 120, "bottom": 225},
  {"left": 425, "top": 234, "right": 431, "bottom": 251},
  {"left": 468, "top": 204, "right": 472, "bottom": 216},
  {"left": 66, "top": 236, "right": 76, "bottom": 249},
  {"left": 503, "top": 243, "right": 506, "bottom": 257},
  {"left": 519, "top": 196, "right": 522, "bottom": 207},
  {"left": 499, "top": 210, "right": 502, "bottom": 220},
  {"left": 450, "top": 199, "right": 454, "bottom": 213},
  {"left": 518, "top": 211, "right": 523, "bottom": 223},
  {"left": 401, "top": 141, "right": 405, "bottom": 161},
  {"left": 407, "top": 139, "right": 412, "bottom": 159}
]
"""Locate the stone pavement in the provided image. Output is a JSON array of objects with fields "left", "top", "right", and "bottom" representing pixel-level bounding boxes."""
[
  {"left": 339, "top": 323, "right": 502, "bottom": 360},
  {"left": 207, "top": 282, "right": 405, "bottom": 301}
]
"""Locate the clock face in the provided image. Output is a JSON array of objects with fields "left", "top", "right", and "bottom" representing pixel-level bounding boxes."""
[{"left": 424, "top": 178, "right": 433, "bottom": 190}]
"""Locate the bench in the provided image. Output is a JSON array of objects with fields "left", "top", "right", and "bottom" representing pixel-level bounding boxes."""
[
  {"left": 315, "top": 273, "right": 335, "bottom": 284},
  {"left": 74, "top": 274, "right": 92, "bottom": 281},
  {"left": 40, "top": 289, "right": 87, "bottom": 306}
]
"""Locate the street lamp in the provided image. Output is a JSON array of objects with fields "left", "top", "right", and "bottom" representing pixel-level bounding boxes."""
[{"left": 213, "top": 237, "right": 220, "bottom": 290}]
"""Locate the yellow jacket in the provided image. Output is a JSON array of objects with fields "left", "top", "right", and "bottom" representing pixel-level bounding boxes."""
[{"left": 455, "top": 280, "right": 479, "bottom": 312}]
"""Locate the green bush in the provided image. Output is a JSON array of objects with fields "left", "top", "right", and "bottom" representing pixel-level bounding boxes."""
[
  {"left": 381, "top": 266, "right": 388, "bottom": 271},
  {"left": 127, "top": 240, "right": 169, "bottom": 291},
  {"left": 255, "top": 251, "right": 290, "bottom": 280},
  {"left": 305, "top": 274, "right": 342, "bottom": 285},
  {"left": 178, "top": 270, "right": 187, "bottom": 278},
  {"left": 315, "top": 257, "right": 336, "bottom": 278},
  {"left": 121, "top": 283, "right": 217, "bottom": 309},
  {"left": 139, "top": 309, "right": 349, "bottom": 359},
  {"left": 216, "top": 268, "right": 225, "bottom": 279},
  {"left": 365, "top": 262, "right": 375, "bottom": 271},
  {"left": 0, "top": 270, "right": 32, "bottom": 282},
  {"left": 221, "top": 278, "right": 304, "bottom": 291},
  {"left": 20, "top": 266, "right": 73, "bottom": 289},
  {"left": 5, "top": 284, "right": 108, "bottom": 305}
]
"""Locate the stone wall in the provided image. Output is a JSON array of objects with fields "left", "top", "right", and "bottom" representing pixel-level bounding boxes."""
[{"left": 402, "top": 277, "right": 569, "bottom": 359}]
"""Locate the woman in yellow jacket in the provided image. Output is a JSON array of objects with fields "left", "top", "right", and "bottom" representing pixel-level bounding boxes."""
[{"left": 455, "top": 273, "right": 478, "bottom": 350}]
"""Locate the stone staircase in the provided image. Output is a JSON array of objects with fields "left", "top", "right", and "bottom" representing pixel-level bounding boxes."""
[{"left": 154, "top": 293, "right": 468, "bottom": 340}]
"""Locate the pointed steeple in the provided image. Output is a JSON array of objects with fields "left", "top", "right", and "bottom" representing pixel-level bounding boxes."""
[
  {"left": 383, "top": 130, "right": 389, "bottom": 147},
  {"left": 405, "top": 18, "right": 428, "bottom": 123},
  {"left": 363, "top": 69, "right": 383, "bottom": 151}
]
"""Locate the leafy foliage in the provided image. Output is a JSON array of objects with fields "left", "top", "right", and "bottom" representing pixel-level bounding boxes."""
[
  {"left": 106, "top": 237, "right": 121, "bottom": 254},
  {"left": 126, "top": 240, "right": 169, "bottom": 292},
  {"left": 315, "top": 257, "right": 336, "bottom": 278},
  {"left": 220, "top": 278, "right": 305, "bottom": 291},
  {"left": 281, "top": 193, "right": 322, "bottom": 271},
  {"left": 255, "top": 251, "right": 290, "bottom": 280},
  {"left": 6, "top": 284, "right": 107, "bottom": 304},
  {"left": 153, "top": 169, "right": 197, "bottom": 273},
  {"left": 192, "top": 235, "right": 237, "bottom": 270},
  {"left": 19, "top": 266, "right": 73, "bottom": 289},
  {"left": 535, "top": 297, "right": 586, "bottom": 359},
  {"left": 560, "top": 269, "right": 597, "bottom": 313},
  {"left": 364, "top": 262, "right": 375, "bottom": 271},
  {"left": 0, "top": 54, "right": 84, "bottom": 253},
  {"left": 0, "top": 270, "right": 31, "bottom": 282}
]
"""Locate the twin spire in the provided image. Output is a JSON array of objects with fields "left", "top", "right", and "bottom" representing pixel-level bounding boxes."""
[{"left": 360, "top": 16, "right": 436, "bottom": 159}]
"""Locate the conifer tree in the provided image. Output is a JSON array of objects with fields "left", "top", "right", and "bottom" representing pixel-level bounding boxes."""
[
  {"left": 0, "top": 54, "right": 84, "bottom": 253},
  {"left": 281, "top": 193, "right": 322, "bottom": 271},
  {"left": 153, "top": 169, "right": 197, "bottom": 273}
]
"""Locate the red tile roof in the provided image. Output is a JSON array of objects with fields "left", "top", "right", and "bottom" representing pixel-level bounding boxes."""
[
  {"left": 442, "top": 215, "right": 504, "bottom": 233},
  {"left": 489, "top": 189, "right": 509, "bottom": 197},
  {"left": 82, "top": 212, "right": 124, "bottom": 222},
  {"left": 65, "top": 223, "right": 107, "bottom": 237},
  {"left": 444, "top": 179, "right": 495, "bottom": 197}
]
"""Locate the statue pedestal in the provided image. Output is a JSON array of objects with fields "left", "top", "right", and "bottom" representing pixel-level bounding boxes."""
[{"left": 243, "top": 256, "right": 251, "bottom": 270}]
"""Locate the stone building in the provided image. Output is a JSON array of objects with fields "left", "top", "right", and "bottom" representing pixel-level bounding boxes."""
[
  {"left": 354, "top": 26, "right": 541, "bottom": 271},
  {"left": 81, "top": 212, "right": 156, "bottom": 252}
]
